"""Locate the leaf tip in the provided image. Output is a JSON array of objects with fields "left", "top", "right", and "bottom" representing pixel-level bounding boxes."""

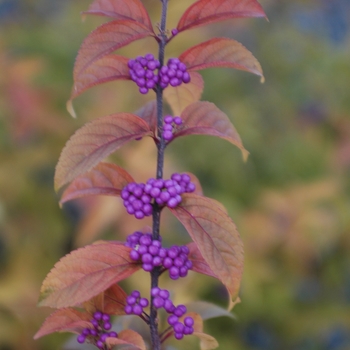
[
  {"left": 66, "top": 99, "right": 77, "bottom": 118},
  {"left": 81, "top": 13, "right": 87, "bottom": 22},
  {"left": 227, "top": 296, "right": 241, "bottom": 312},
  {"left": 260, "top": 75, "right": 265, "bottom": 84},
  {"left": 242, "top": 149, "right": 250, "bottom": 162}
]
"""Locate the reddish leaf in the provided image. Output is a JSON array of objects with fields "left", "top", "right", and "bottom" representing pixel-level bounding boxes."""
[
  {"left": 103, "top": 284, "right": 128, "bottom": 315},
  {"left": 60, "top": 162, "right": 134, "bottom": 204},
  {"left": 176, "top": 101, "right": 248, "bottom": 160},
  {"left": 179, "top": 38, "right": 264, "bottom": 81},
  {"left": 177, "top": 0, "right": 266, "bottom": 32},
  {"left": 163, "top": 72, "right": 204, "bottom": 115},
  {"left": 71, "top": 54, "right": 130, "bottom": 101},
  {"left": 74, "top": 20, "right": 153, "bottom": 81},
  {"left": 187, "top": 242, "right": 217, "bottom": 279},
  {"left": 54, "top": 113, "right": 151, "bottom": 191},
  {"left": 134, "top": 100, "right": 157, "bottom": 135},
  {"left": 83, "top": 283, "right": 128, "bottom": 315},
  {"left": 170, "top": 194, "right": 244, "bottom": 302},
  {"left": 83, "top": 0, "right": 153, "bottom": 31},
  {"left": 34, "top": 308, "right": 91, "bottom": 339},
  {"left": 107, "top": 329, "right": 146, "bottom": 350},
  {"left": 38, "top": 243, "right": 140, "bottom": 308}
]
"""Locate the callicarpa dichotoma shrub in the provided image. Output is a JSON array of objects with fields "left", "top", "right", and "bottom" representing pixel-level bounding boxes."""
[{"left": 34, "top": 0, "right": 266, "bottom": 349}]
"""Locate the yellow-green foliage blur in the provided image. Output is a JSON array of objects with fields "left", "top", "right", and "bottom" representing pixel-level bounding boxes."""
[{"left": 1, "top": 0, "right": 350, "bottom": 349}]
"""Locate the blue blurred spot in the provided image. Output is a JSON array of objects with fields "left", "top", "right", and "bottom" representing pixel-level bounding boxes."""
[
  {"left": 242, "top": 322, "right": 278, "bottom": 349},
  {"left": 325, "top": 327, "right": 349, "bottom": 350},
  {"left": 295, "top": 278, "right": 322, "bottom": 303}
]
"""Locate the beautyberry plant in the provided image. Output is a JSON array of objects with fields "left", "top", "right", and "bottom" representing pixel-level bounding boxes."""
[{"left": 35, "top": 0, "right": 266, "bottom": 349}]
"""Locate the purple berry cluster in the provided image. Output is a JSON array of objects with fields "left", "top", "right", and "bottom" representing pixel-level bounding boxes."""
[
  {"left": 128, "top": 54, "right": 160, "bottom": 94},
  {"left": 124, "top": 290, "right": 149, "bottom": 316},
  {"left": 77, "top": 311, "right": 117, "bottom": 349},
  {"left": 163, "top": 115, "right": 183, "bottom": 141},
  {"left": 121, "top": 173, "right": 196, "bottom": 219},
  {"left": 159, "top": 58, "right": 190, "bottom": 88},
  {"left": 125, "top": 231, "right": 193, "bottom": 279},
  {"left": 151, "top": 287, "right": 194, "bottom": 340}
]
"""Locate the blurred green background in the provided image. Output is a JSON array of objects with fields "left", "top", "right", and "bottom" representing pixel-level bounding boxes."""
[{"left": 1, "top": 0, "right": 350, "bottom": 349}]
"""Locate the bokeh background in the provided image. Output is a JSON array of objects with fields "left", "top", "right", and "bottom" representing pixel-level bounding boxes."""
[{"left": 1, "top": 0, "right": 350, "bottom": 349}]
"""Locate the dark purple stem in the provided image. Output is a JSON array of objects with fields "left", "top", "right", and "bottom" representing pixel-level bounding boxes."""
[{"left": 150, "top": 1, "right": 169, "bottom": 349}]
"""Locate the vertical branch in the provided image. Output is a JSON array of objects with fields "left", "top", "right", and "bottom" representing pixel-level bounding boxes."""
[{"left": 149, "top": 1, "right": 169, "bottom": 349}]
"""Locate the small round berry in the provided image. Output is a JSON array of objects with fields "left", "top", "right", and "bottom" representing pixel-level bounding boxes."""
[
  {"left": 151, "top": 287, "right": 160, "bottom": 297},
  {"left": 133, "top": 305, "right": 143, "bottom": 316},
  {"left": 102, "top": 314, "right": 110, "bottom": 322},
  {"left": 91, "top": 319, "right": 99, "bottom": 328},
  {"left": 184, "top": 326, "right": 194, "bottom": 335},
  {"left": 129, "top": 250, "right": 139, "bottom": 262},
  {"left": 125, "top": 305, "right": 133, "bottom": 314},
  {"left": 96, "top": 340, "right": 104, "bottom": 348},
  {"left": 82, "top": 328, "right": 91, "bottom": 336},
  {"left": 93, "top": 311, "right": 103, "bottom": 320},
  {"left": 159, "top": 289, "right": 170, "bottom": 300},
  {"left": 138, "top": 245, "right": 148, "bottom": 255},
  {"left": 154, "top": 296, "right": 165, "bottom": 309},
  {"left": 184, "top": 317, "right": 194, "bottom": 327},
  {"left": 174, "top": 332, "right": 184, "bottom": 340},
  {"left": 126, "top": 295, "right": 136, "bottom": 305},
  {"left": 139, "top": 298, "right": 149, "bottom": 307},
  {"left": 173, "top": 116, "right": 182, "bottom": 125},
  {"left": 131, "top": 290, "right": 141, "bottom": 298},
  {"left": 142, "top": 263, "right": 153, "bottom": 272},
  {"left": 174, "top": 322, "right": 184, "bottom": 334},
  {"left": 100, "top": 333, "right": 109, "bottom": 342},
  {"left": 109, "top": 331, "right": 118, "bottom": 338},
  {"left": 167, "top": 314, "right": 178, "bottom": 326},
  {"left": 164, "top": 115, "right": 173, "bottom": 124},
  {"left": 77, "top": 335, "right": 86, "bottom": 344},
  {"left": 164, "top": 299, "right": 176, "bottom": 313}
]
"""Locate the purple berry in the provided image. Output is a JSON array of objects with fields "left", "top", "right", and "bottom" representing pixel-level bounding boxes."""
[
  {"left": 82, "top": 328, "right": 91, "bottom": 336},
  {"left": 174, "top": 322, "right": 184, "bottom": 334},
  {"left": 184, "top": 317, "right": 194, "bottom": 327},
  {"left": 77, "top": 335, "right": 86, "bottom": 344},
  {"left": 125, "top": 305, "right": 133, "bottom": 314},
  {"left": 151, "top": 287, "right": 160, "bottom": 297},
  {"left": 93, "top": 311, "right": 103, "bottom": 320},
  {"left": 142, "top": 263, "right": 153, "bottom": 272},
  {"left": 109, "top": 331, "right": 118, "bottom": 338},
  {"left": 154, "top": 296, "right": 165, "bottom": 308},
  {"left": 174, "top": 332, "right": 184, "bottom": 340},
  {"left": 159, "top": 289, "right": 170, "bottom": 300},
  {"left": 167, "top": 314, "right": 178, "bottom": 326},
  {"left": 133, "top": 304, "right": 143, "bottom": 315},
  {"left": 96, "top": 340, "right": 104, "bottom": 348},
  {"left": 131, "top": 290, "right": 141, "bottom": 298},
  {"left": 100, "top": 333, "right": 109, "bottom": 342},
  {"left": 139, "top": 298, "right": 149, "bottom": 307}
]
